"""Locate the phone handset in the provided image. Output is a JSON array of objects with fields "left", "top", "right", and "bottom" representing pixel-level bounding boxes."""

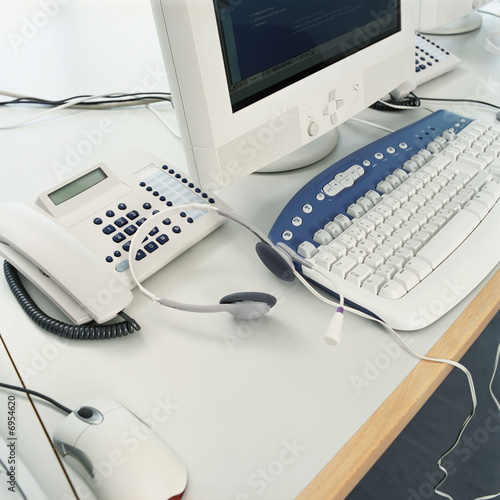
[{"left": 0, "top": 202, "right": 133, "bottom": 325}]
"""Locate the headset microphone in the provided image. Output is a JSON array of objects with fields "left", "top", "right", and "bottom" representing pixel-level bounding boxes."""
[{"left": 324, "top": 307, "right": 344, "bottom": 346}]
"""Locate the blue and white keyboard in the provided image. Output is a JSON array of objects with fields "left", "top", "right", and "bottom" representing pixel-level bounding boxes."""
[{"left": 269, "top": 111, "right": 500, "bottom": 330}]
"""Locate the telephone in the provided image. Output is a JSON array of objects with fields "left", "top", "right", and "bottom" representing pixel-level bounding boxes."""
[{"left": 0, "top": 148, "right": 229, "bottom": 335}]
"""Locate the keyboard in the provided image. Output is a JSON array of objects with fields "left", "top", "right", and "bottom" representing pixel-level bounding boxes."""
[
  {"left": 413, "top": 33, "right": 461, "bottom": 87},
  {"left": 268, "top": 111, "right": 500, "bottom": 330}
]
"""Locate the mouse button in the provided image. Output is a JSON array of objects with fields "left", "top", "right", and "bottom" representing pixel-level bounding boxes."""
[
  {"left": 58, "top": 443, "right": 95, "bottom": 480},
  {"left": 53, "top": 411, "right": 93, "bottom": 449},
  {"left": 84, "top": 396, "right": 123, "bottom": 415},
  {"left": 131, "top": 435, "right": 188, "bottom": 495}
]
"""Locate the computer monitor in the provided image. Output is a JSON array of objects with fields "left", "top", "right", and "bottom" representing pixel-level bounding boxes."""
[
  {"left": 150, "top": 0, "right": 415, "bottom": 190},
  {"left": 416, "top": 0, "right": 491, "bottom": 34}
]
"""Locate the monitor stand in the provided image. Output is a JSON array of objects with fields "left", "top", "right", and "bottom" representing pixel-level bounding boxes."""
[
  {"left": 421, "top": 12, "right": 483, "bottom": 35},
  {"left": 258, "top": 128, "right": 339, "bottom": 173}
]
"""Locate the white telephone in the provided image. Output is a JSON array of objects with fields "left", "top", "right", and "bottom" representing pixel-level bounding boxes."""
[{"left": 0, "top": 148, "right": 228, "bottom": 333}]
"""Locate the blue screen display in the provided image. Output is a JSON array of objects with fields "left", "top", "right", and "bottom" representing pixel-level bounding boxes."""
[{"left": 215, "top": 0, "right": 401, "bottom": 111}]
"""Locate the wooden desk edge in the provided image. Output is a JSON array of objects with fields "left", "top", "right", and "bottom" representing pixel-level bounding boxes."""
[{"left": 298, "top": 268, "right": 500, "bottom": 500}]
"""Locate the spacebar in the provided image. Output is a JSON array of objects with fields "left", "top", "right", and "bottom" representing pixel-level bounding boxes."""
[{"left": 417, "top": 210, "right": 481, "bottom": 269}]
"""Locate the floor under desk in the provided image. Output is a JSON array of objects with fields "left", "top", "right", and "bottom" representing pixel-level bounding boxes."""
[{"left": 348, "top": 311, "right": 500, "bottom": 500}]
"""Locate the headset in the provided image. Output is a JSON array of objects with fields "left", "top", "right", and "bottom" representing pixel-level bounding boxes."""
[{"left": 128, "top": 203, "right": 346, "bottom": 345}]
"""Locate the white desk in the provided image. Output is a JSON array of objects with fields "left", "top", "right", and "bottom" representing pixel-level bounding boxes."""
[{"left": 0, "top": 2, "right": 499, "bottom": 499}]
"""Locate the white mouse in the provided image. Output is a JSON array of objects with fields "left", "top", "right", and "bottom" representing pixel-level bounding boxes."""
[{"left": 53, "top": 397, "right": 188, "bottom": 500}]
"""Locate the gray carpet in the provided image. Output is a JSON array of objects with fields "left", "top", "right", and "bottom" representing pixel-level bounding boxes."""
[{"left": 347, "top": 312, "right": 500, "bottom": 500}]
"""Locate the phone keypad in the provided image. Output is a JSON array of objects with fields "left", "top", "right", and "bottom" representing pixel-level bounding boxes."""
[{"left": 95, "top": 164, "right": 215, "bottom": 272}]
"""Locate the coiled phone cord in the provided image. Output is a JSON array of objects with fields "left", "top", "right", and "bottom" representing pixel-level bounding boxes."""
[{"left": 3, "top": 261, "right": 140, "bottom": 340}]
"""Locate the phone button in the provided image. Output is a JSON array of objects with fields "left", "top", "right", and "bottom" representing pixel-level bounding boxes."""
[
  {"left": 156, "top": 234, "right": 169, "bottom": 245},
  {"left": 93, "top": 217, "right": 103, "bottom": 225},
  {"left": 145, "top": 242, "right": 158, "bottom": 253},
  {"left": 135, "top": 250, "right": 147, "bottom": 261},
  {"left": 115, "top": 217, "right": 128, "bottom": 228},
  {"left": 112, "top": 233, "right": 126, "bottom": 243},
  {"left": 102, "top": 225, "right": 116, "bottom": 235},
  {"left": 126, "top": 210, "right": 139, "bottom": 220}
]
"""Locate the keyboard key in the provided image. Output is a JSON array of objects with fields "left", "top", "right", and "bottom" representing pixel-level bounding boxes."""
[
  {"left": 325, "top": 221, "right": 343, "bottom": 238},
  {"left": 347, "top": 248, "right": 367, "bottom": 264},
  {"left": 334, "top": 214, "right": 352, "bottom": 230},
  {"left": 393, "top": 269, "right": 420, "bottom": 291},
  {"left": 375, "top": 264, "right": 396, "bottom": 280},
  {"left": 378, "top": 280, "right": 406, "bottom": 299},
  {"left": 365, "top": 190, "right": 382, "bottom": 204},
  {"left": 297, "top": 241, "right": 318, "bottom": 259},
  {"left": 346, "top": 203, "right": 365, "bottom": 218},
  {"left": 345, "top": 226, "right": 366, "bottom": 242},
  {"left": 361, "top": 273, "right": 386, "bottom": 294},
  {"left": 417, "top": 209, "right": 480, "bottom": 269},
  {"left": 405, "top": 257, "right": 432, "bottom": 280},
  {"left": 326, "top": 242, "right": 347, "bottom": 259},
  {"left": 315, "top": 251, "right": 337, "bottom": 271},
  {"left": 331, "top": 256, "right": 357, "bottom": 279},
  {"left": 313, "top": 229, "right": 332, "bottom": 245},
  {"left": 336, "top": 234, "right": 357, "bottom": 251},
  {"left": 385, "top": 256, "right": 405, "bottom": 271},
  {"left": 464, "top": 199, "right": 489, "bottom": 219},
  {"left": 357, "top": 238, "right": 377, "bottom": 255},
  {"left": 346, "top": 263, "right": 374, "bottom": 286}
]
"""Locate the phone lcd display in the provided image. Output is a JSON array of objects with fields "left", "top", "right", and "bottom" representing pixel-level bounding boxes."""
[{"left": 48, "top": 168, "right": 108, "bottom": 206}]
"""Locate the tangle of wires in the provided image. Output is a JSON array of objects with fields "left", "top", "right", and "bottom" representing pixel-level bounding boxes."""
[
  {"left": 370, "top": 92, "right": 422, "bottom": 111},
  {"left": 0, "top": 91, "right": 172, "bottom": 110},
  {"left": 371, "top": 91, "right": 500, "bottom": 119}
]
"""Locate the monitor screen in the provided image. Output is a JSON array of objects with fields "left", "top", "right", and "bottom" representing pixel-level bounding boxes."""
[{"left": 215, "top": 1, "right": 401, "bottom": 112}]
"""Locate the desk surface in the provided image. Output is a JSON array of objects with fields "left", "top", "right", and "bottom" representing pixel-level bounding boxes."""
[{"left": 0, "top": 2, "right": 499, "bottom": 499}]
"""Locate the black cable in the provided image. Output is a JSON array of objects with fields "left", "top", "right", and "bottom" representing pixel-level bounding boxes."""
[
  {"left": 417, "top": 95, "right": 500, "bottom": 112},
  {"left": 3, "top": 261, "right": 141, "bottom": 340},
  {"left": 0, "top": 381, "right": 72, "bottom": 414},
  {"left": 478, "top": 9, "right": 500, "bottom": 19}
]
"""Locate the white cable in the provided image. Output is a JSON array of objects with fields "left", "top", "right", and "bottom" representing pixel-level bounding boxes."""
[
  {"left": 489, "top": 343, "right": 500, "bottom": 411},
  {"left": 349, "top": 117, "right": 395, "bottom": 134},
  {"left": 485, "top": 30, "right": 500, "bottom": 55},
  {"left": 147, "top": 103, "right": 181, "bottom": 139}
]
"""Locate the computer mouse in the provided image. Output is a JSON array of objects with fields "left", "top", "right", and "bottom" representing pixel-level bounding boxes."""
[{"left": 53, "top": 397, "right": 188, "bottom": 500}]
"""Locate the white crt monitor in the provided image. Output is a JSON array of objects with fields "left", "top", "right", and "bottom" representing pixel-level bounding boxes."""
[
  {"left": 150, "top": 0, "right": 415, "bottom": 190},
  {"left": 416, "top": 0, "right": 491, "bottom": 33}
]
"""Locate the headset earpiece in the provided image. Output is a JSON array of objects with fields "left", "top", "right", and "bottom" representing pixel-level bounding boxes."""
[
  {"left": 219, "top": 292, "right": 277, "bottom": 320},
  {"left": 255, "top": 242, "right": 295, "bottom": 282}
]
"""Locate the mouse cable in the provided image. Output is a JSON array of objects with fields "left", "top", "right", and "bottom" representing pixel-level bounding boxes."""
[
  {"left": 0, "top": 381, "right": 72, "bottom": 415},
  {"left": 294, "top": 271, "right": 500, "bottom": 500}
]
